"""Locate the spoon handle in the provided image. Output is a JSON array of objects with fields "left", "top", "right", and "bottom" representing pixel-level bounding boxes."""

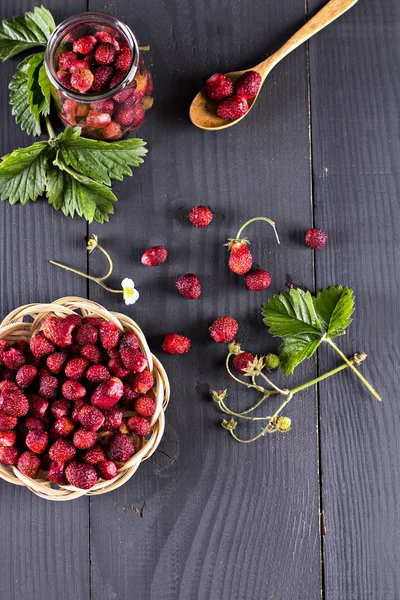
[{"left": 257, "top": 0, "right": 359, "bottom": 77}]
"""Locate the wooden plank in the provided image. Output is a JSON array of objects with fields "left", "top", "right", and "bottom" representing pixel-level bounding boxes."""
[
  {"left": 0, "top": 2, "right": 90, "bottom": 600},
  {"left": 88, "top": 1, "right": 321, "bottom": 598},
  {"left": 308, "top": 0, "right": 400, "bottom": 598}
]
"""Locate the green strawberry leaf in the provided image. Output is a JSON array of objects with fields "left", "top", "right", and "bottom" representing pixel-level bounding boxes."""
[
  {"left": 0, "top": 141, "right": 50, "bottom": 204},
  {"left": 313, "top": 286, "right": 354, "bottom": 338},
  {"left": 0, "top": 6, "right": 55, "bottom": 61},
  {"left": 38, "top": 63, "right": 51, "bottom": 116},
  {"left": 56, "top": 126, "right": 148, "bottom": 186},
  {"left": 279, "top": 336, "right": 322, "bottom": 375},
  {"left": 47, "top": 156, "right": 116, "bottom": 224},
  {"left": 262, "top": 288, "right": 323, "bottom": 339},
  {"left": 9, "top": 55, "right": 41, "bottom": 136}
]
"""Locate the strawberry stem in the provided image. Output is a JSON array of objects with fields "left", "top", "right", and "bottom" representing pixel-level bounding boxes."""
[
  {"left": 45, "top": 116, "right": 56, "bottom": 140},
  {"left": 235, "top": 217, "right": 280, "bottom": 245}
]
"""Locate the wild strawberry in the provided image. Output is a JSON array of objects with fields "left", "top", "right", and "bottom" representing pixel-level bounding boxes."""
[
  {"left": 58, "top": 51, "right": 78, "bottom": 70},
  {"left": 38, "top": 370, "right": 58, "bottom": 399},
  {"left": 25, "top": 416, "right": 45, "bottom": 431},
  {"left": 73, "top": 427, "right": 97, "bottom": 450},
  {"left": 28, "top": 394, "right": 48, "bottom": 419},
  {"left": 115, "top": 46, "right": 132, "bottom": 71},
  {"left": 56, "top": 70, "right": 73, "bottom": 89},
  {"left": 65, "top": 358, "right": 89, "bottom": 380},
  {"left": 53, "top": 417, "right": 74, "bottom": 439},
  {"left": 103, "top": 121, "right": 123, "bottom": 140},
  {"left": 109, "top": 69, "right": 126, "bottom": 89},
  {"left": 0, "top": 446, "right": 19, "bottom": 465},
  {"left": 95, "top": 42, "right": 115, "bottom": 65},
  {"left": 108, "top": 358, "right": 129, "bottom": 378},
  {"left": 78, "top": 404, "right": 104, "bottom": 432},
  {"left": 90, "top": 99, "right": 114, "bottom": 115},
  {"left": 91, "top": 65, "right": 113, "bottom": 91},
  {"left": 233, "top": 351, "right": 255, "bottom": 374},
  {"left": 0, "top": 430, "right": 17, "bottom": 446},
  {"left": 46, "top": 351, "right": 68, "bottom": 374},
  {"left": 43, "top": 316, "right": 75, "bottom": 348},
  {"left": 47, "top": 461, "right": 67, "bottom": 486},
  {"left": 205, "top": 73, "right": 233, "bottom": 100},
  {"left": 131, "top": 371, "right": 154, "bottom": 394},
  {"left": 80, "top": 344, "right": 102, "bottom": 364},
  {"left": 15, "top": 364, "right": 37, "bottom": 389},
  {"left": 17, "top": 451, "right": 40, "bottom": 478},
  {"left": 101, "top": 408, "right": 123, "bottom": 430},
  {"left": 66, "top": 461, "right": 97, "bottom": 489},
  {"left": 217, "top": 95, "right": 249, "bottom": 120},
  {"left": 75, "top": 324, "right": 98, "bottom": 345},
  {"left": 127, "top": 416, "right": 151, "bottom": 436},
  {"left": 71, "top": 399, "right": 87, "bottom": 422},
  {"left": 235, "top": 70, "right": 261, "bottom": 99},
  {"left": 162, "top": 333, "right": 191, "bottom": 355},
  {"left": 95, "top": 31, "right": 120, "bottom": 51},
  {"left": 99, "top": 322, "right": 120, "bottom": 350},
  {"left": 109, "top": 433, "right": 135, "bottom": 462},
  {"left": 113, "top": 85, "right": 136, "bottom": 104},
  {"left": 85, "top": 110, "right": 112, "bottom": 129},
  {"left": 128, "top": 102, "right": 146, "bottom": 130},
  {"left": 82, "top": 445, "right": 105, "bottom": 465},
  {"left": 69, "top": 59, "right": 89, "bottom": 73},
  {"left": 175, "top": 274, "right": 201, "bottom": 300},
  {"left": 305, "top": 228, "right": 328, "bottom": 249},
  {"left": 120, "top": 348, "right": 148, "bottom": 373},
  {"left": 245, "top": 269, "right": 271, "bottom": 291},
  {"left": 1, "top": 381, "right": 29, "bottom": 416},
  {"left": 107, "top": 348, "right": 120, "bottom": 360},
  {"left": 188, "top": 205, "right": 213, "bottom": 228},
  {"left": 84, "top": 317, "right": 104, "bottom": 328},
  {"left": 115, "top": 105, "right": 136, "bottom": 126},
  {"left": 209, "top": 316, "right": 238, "bottom": 343},
  {"left": 2, "top": 347, "right": 26, "bottom": 370},
  {"left": 66, "top": 314, "right": 83, "bottom": 326},
  {"left": 73, "top": 35, "right": 97, "bottom": 55},
  {"left": 134, "top": 395, "right": 156, "bottom": 417},
  {"left": 121, "top": 384, "right": 139, "bottom": 409},
  {"left": 91, "top": 377, "right": 123, "bottom": 410},
  {"left": 49, "top": 399, "right": 71, "bottom": 420},
  {"left": 0, "top": 411, "right": 17, "bottom": 431},
  {"left": 26, "top": 429, "right": 48, "bottom": 454},
  {"left": 49, "top": 439, "right": 76, "bottom": 462},
  {"left": 86, "top": 365, "right": 110, "bottom": 384},
  {"left": 97, "top": 460, "right": 117, "bottom": 480},
  {"left": 119, "top": 331, "right": 140, "bottom": 350},
  {"left": 0, "top": 339, "right": 10, "bottom": 365},
  {"left": 62, "top": 380, "right": 86, "bottom": 401},
  {"left": 141, "top": 245, "right": 168, "bottom": 266},
  {"left": 228, "top": 241, "right": 252, "bottom": 275},
  {"left": 71, "top": 67, "right": 94, "bottom": 93}
]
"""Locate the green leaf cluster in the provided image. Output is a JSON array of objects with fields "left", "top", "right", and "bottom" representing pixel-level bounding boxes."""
[
  {"left": 261, "top": 286, "right": 354, "bottom": 374},
  {"left": 0, "top": 6, "right": 55, "bottom": 61},
  {"left": 0, "top": 127, "right": 148, "bottom": 223}
]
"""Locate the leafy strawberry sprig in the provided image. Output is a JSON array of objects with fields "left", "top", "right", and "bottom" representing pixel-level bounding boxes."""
[{"left": 0, "top": 6, "right": 148, "bottom": 223}]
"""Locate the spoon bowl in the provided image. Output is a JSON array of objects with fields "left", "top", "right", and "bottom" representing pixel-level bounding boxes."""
[{"left": 190, "top": 0, "right": 359, "bottom": 131}]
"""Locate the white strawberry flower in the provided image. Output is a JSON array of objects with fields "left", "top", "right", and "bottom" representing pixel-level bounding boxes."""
[{"left": 121, "top": 278, "right": 139, "bottom": 305}]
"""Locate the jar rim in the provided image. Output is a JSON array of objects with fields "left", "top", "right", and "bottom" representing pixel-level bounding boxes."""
[{"left": 44, "top": 11, "right": 139, "bottom": 103}]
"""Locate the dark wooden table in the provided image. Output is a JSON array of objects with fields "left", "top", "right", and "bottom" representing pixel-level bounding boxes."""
[{"left": 0, "top": 1, "right": 398, "bottom": 598}]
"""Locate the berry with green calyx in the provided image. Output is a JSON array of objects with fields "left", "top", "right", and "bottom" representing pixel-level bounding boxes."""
[{"left": 264, "top": 353, "right": 280, "bottom": 371}]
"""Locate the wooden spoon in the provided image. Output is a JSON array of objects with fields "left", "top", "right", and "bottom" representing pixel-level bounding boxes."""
[{"left": 189, "top": 0, "right": 359, "bottom": 131}]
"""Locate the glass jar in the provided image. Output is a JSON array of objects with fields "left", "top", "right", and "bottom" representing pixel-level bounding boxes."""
[{"left": 44, "top": 12, "right": 153, "bottom": 140}]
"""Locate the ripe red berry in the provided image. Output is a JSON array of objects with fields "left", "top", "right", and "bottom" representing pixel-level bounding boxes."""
[
  {"left": 82, "top": 445, "right": 105, "bottom": 465},
  {"left": 26, "top": 429, "right": 49, "bottom": 454},
  {"left": 59, "top": 51, "right": 78, "bottom": 70},
  {"left": 50, "top": 399, "right": 71, "bottom": 420},
  {"left": 75, "top": 324, "right": 98, "bottom": 345},
  {"left": 305, "top": 228, "right": 328, "bottom": 249},
  {"left": 94, "top": 42, "right": 116, "bottom": 65},
  {"left": 62, "top": 380, "right": 86, "bottom": 401},
  {"left": 95, "top": 31, "right": 120, "bottom": 51},
  {"left": 80, "top": 344, "right": 102, "bottom": 364},
  {"left": 90, "top": 99, "right": 114, "bottom": 115},
  {"left": 65, "top": 358, "right": 89, "bottom": 380},
  {"left": 114, "top": 105, "right": 136, "bottom": 126},
  {"left": 205, "top": 73, "right": 234, "bottom": 100},
  {"left": 228, "top": 242, "right": 253, "bottom": 275},
  {"left": 245, "top": 269, "right": 271, "bottom": 291},
  {"left": 66, "top": 461, "right": 97, "bottom": 489},
  {"left": 209, "top": 316, "right": 238, "bottom": 343},
  {"left": 71, "top": 68, "right": 94, "bottom": 93},
  {"left": 109, "top": 433, "right": 135, "bottom": 462},
  {"left": 120, "top": 348, "right": 148, "bottom": 373},
  {"left": 1, "top": 381, "right": 29, "bottom": 416},
  {"left": 134, "top": 395, "right": 156, "bottom": 417},
  {"left": 97, "top": 460, "right": 117, "bottom": 480},
  {"left": 54, "top": 416, "right": 75, "bottom": 438},
  {"left": 119, "top": 331, "right": 140, "bottom": 350},
  {"left": 47, "top": 461, "right": 67, "bottom": 486},
  {"left": 17, "top": 451, "right": 41, "bottom": 478},
  {"left": 73, "top": 35, "right": 97, "bottom": 55},
  {"left": 73, "top": 427, "right": 97, "bottom": 450},
  {"left": 38, "top": 371, "right": 58, "bottom": 399},
  {"left": 2, "top": 347, "right": 26, "bottom": 370},
  {"left": 131, "top": 371, "right": 154, "bottom": 394},
  {"left": 28, "top": 394, "right": 49, "bottom": 419},
  {"left": 109, "top": 69, "right": 126, "bottom": 89},
  {"left": 175, "top": 273, "right": 202, "bottom": 300},
  {"left": 141, "top": 245, "right": 168, "bottom": 266},
  {"left": 0, "top": 340, "right": 10, "bottom": 365},
  {"left": 162, "top": 333, "right": 191, "bottom": 355},
  {"left": 99, "top": 322, "right": 121, "bottom": 350},
  {"left": 49, "top": 439, "right": 76, "bottom": 462},
  {"left": 217, "top": 95, "right": 249, "bottom": 120},
  {"left": 0, "top": 446, "right": 19, "bottom": 465},
  {"left": 91, "top": 377, "right": 124, "bottom": 410},
  {"left": 235, "top": 70, "right": 262, "bottom": 99},
  {"left": 69, "top": 59, "right": 89, "bottom": 73},
  {"left": 30, "top": 332, "right": 55, "bottom": 359},
  {"left": 113, "top": 85, "right": 136, "bottom": 104},
  {"left": 86, "top": 365, "right": 110, "bottom": 384},
  {"left": 85, "top": 110, "right": 112, "bottom": 129},
  {"left": 0, "top": 411, "right": 18, "bottom": 431},
  {"left": 46, "top": 351, "right": 68, "bottom": 374},
  {"left": 127, "top": 416, "right": 151, "bottom": 437},
  {"left": 103, "top": 121, "right": 123, "bottom": 140},
  {"left": 25, "top": 416, "right": 45, "bottom": 431},
  {"left": 91, "top": 65, "right": 113, "bottom": 91},
  {"left": 188, "top": 205, "right": 213, "bottom": 228},
  {"left": 115, "top": 46, "right": 132, "bottom": 71},
  {"left": 78, "top": 404, "right": 105, "bottom": 432},
  {"left": 0, "top": 430, "right": 17, "bottom": 446},
  {"left": 15, "top": 364, "right": 37, "bottom": 389},
  {"left": 121, "top": 384, "right": 139, "bottom": 408},
  {"left": 233, "top": 351, "right": 255, "bottom": 374},
  {"left": 101, "top": 408, "right": 123, "bottom": 430},
  {"left": 43, "top": 317, "right": 76, "bottom": 348}
]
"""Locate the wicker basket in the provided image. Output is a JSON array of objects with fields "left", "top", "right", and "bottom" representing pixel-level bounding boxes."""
[{"left": 0, "top": 297, "right": 170, "bottom": 501}]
